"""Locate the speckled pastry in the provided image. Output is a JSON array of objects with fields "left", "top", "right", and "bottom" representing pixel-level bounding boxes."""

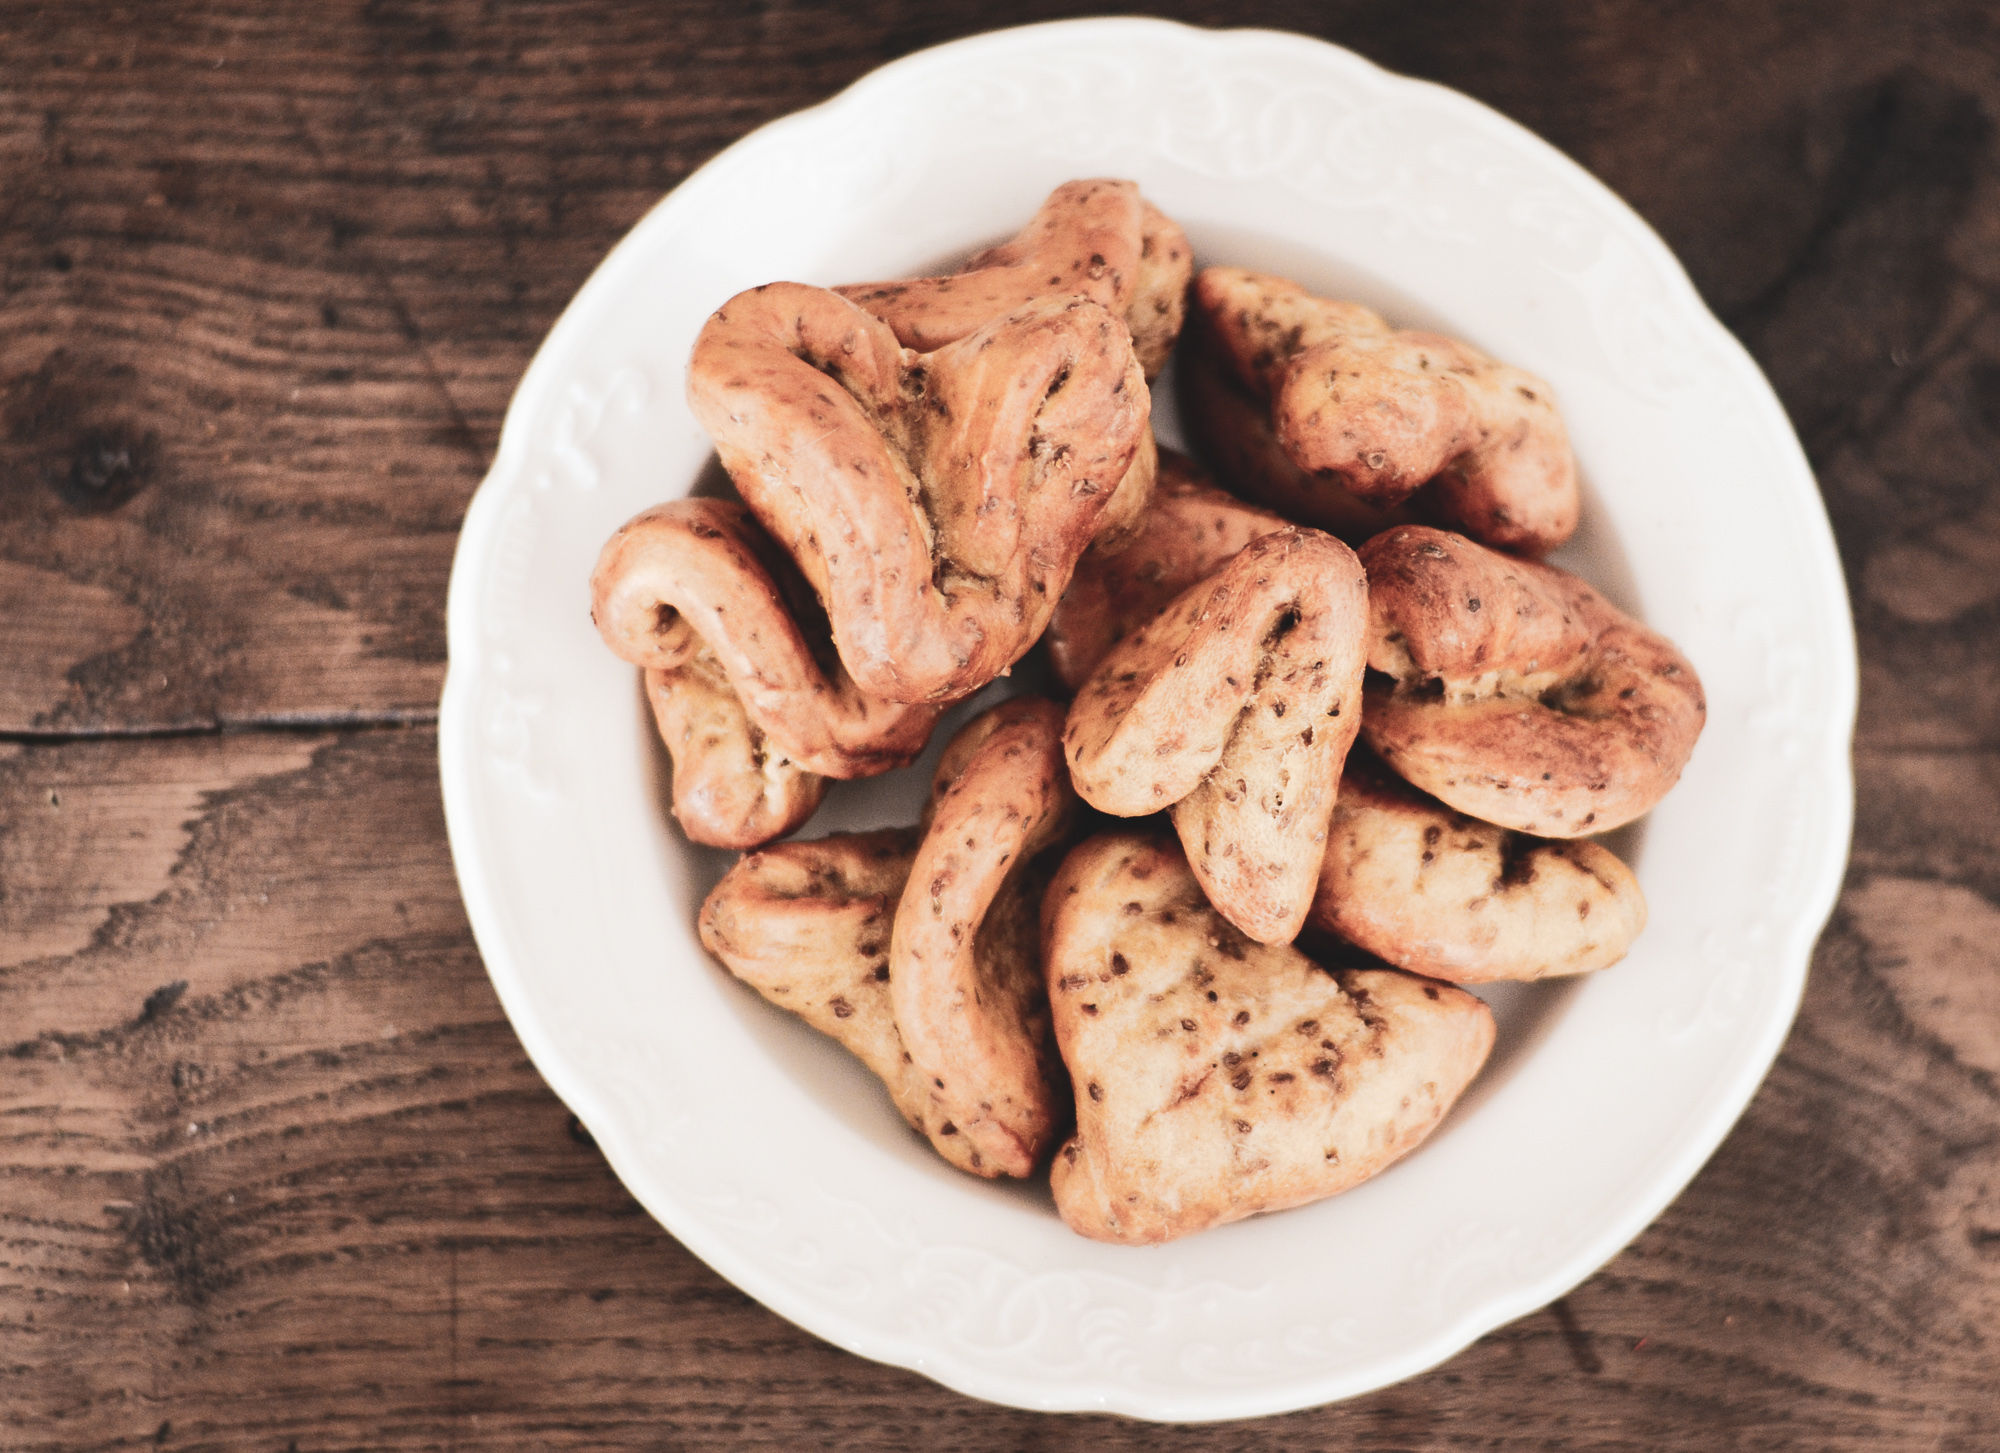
[
  {"left": 687, "top": 284, "right": 1150, "bottom": 704},
  {"left": 1360, "top": 525, "right": 1705, "bottom": 836},
  {"left": 1310, "top": 754, "right": 1647, "bottom": 982},
  {"left": 1041, "top": 832, "right": 1494, "bottom": 1245}
]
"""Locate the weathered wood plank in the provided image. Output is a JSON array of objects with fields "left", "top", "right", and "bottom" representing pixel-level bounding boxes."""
[{"left": 3, "top": 0, "right": 1999, "bottom": 1447}]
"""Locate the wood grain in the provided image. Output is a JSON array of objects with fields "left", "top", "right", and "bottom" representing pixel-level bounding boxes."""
[{"left": 3, "top": 1, "right": 1998, "bottom": 1448}]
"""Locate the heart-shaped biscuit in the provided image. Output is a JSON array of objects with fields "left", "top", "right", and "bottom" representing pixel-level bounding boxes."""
[
  {"left": 836, "top": 178, "right": 1191, "bottom": 379},
  {"left": 689, "top": 284, "right": 1151, "bottom": 705},
  {"left": 1361, "top": 526, "right": 1706, "bottom": 836},
  {"left": 1310, "top": 752, "right": 1647, "bottom": 982},
  {"left": 1063, "top": 526, "right": 1370, "bottom": 944},
  {"left": 1193, "top": 267, "right": 1579, "bottom": 556},
  {"left": 1042, "top": 833, "right": 1495, "bottom": 1244}
]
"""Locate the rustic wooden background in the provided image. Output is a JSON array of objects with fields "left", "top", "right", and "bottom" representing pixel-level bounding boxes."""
[{"left": 3, "top": 2, "right": 1997, "bottom": 1448}]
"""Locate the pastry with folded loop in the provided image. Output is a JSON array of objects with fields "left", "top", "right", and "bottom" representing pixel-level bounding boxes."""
[
  {"left": 1360, "top": 525, "right": 1706, "bottom": 837},
  {"left": 1042, "top": 832, "right": 1494, "bottom": 1245},
  {"left": 835, "top": 178, "right": 1192, "bottom": 380},
  {"left": 1064, "top": 526, "right": 1370, "bottom": 945},
  {"left": 1045, "top": 448, "right": 1286, "bottom": 692},
  {"left": 1310, "top": 753, "right": 1647, "bottom": 982},
  {"left": 890, "top": 696, "right": 1075, "bottom": 1179},
  {"left": 1191, "top": 267, "right": 1579, "bottom": 555},
  {"left": 688, "top": 284, "right": 1151, "bottom": 704},
  {"left": 591, "top": 498, "right": 943, "bottom": 838}
]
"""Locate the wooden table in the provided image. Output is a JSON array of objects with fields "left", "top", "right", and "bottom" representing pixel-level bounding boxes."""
[{"left": 4, "top": 4, "right": 1996, "bottom": 1447}]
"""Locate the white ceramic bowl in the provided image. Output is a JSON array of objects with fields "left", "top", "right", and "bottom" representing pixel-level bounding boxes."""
[{"left": 439, "top": 18, "right": 1856, "bottom": 1421}]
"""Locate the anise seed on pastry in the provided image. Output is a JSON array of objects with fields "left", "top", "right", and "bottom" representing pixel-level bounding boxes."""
[
  {"left": 1310, "top": 753, "right": 1647, "bottom": 982},
  {"left": 592, "top": 497, "right": 942, "bottom": 783},
  {"left": 1192, "top": 267, "right": 1579, "bottom": 556},
  {"left": 1042, "top": 832, "right": 1495, "bottom": 1245},
  {"left": 891, "top": 696, "right": 1075, "bottom": 1179},
  {"left": 698, "top": 829, "right": 989, "bottom": 1175},
  {"left": 688, "top": 284, "right": 1150, "bottom": 705},
  {"left": 1360, "top": 525, "right": 1706, "bottom": 836},
  {"left": 1063, "top": 526, "right": 1370, "bottom": 945},
  {"left": 1045, "top": 448, "right": 1287, "bottom": 692},
  {"left": 836, "top": 178, "right": 1192, "bottom": 380}
]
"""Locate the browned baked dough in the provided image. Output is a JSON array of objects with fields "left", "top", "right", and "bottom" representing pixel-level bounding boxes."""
[
  {"left": 1193, "top": 267, "right": 1579, "bottom": 556},
  {"left": 698, "top": 829, "right": 990, "bottom": 1176},
  {"left": 1041, "top": 832, "right": 1494, "bottom": 1244},
  {"left": 891, "top": 697, "right": 1075, "bottom": 1179},
  {"left": 1064, "top": 527, "right": 1369, "bottom": 944},
  {"left": 1176, "top": 314, "right": 1418, "bottom": 542},
  {"left": 592, "top": 497, "right": 942, "bottom": 783},
  {"left": 835, "top": 178, "right": 1192, "bottom": 380},
  {"left": 1045, "top": 448, "right": 1286, "bottom": 692},
  {"left": 1310, "top": 754, "right": 1647, "bottom": 982},
  {"left": 1361, "top": 526, "right": 1706, "bottom": 836},
  {"left": 641, "top": 662, "right": 826, "bottom": 848},
  {"left": 687, "top": 284, "right": 1150, "bottom": 704}
]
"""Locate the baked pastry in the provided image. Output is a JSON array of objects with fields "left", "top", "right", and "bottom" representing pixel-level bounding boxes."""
[
  {"left": 687, "top": 284, "right": 1152, "bottom": 704},
  {"left": 1177, "top": 318, "right": 1416, "bottom": 542},
  {"left": 1044, "top": 448, "right": 1286, "bottom": 692},
  {"left": 1063, "top": 526, "right": 1369, "bottom": 944},
  {"left": 1360, "top": 525, "right": 1706, "bottom": 836},
  {"left": 699, "top": 697, "right": 1074, "bottom": 1178},
  {"left": 835, "top": 178, "right": 1192, "bottom": 379},
  {"left": 1042, "top": 832, "right": 1494, "bottom": 1244},
  {"left": 638, "top": 661, "right": 826, "bottom": 849},
  {"left": 1309, "top": 753, "right": 1647, "bottom": 982},
  {"left": 890, "top": 696, "right": 1075, "bottom": 1179},
  {"left": 591, "top": 498, "right": 941, "bottom": 844},
  {"left": 1189, "top": 267, "right": 1579, "bottom": 555},
  {"left": 698, "top": 829, "right": 986, "bottom": 1162}
]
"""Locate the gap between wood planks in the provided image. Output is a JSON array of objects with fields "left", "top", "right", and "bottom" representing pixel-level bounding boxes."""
[{"left": 0, "top": 711, "right": 437, "bottom": 745}]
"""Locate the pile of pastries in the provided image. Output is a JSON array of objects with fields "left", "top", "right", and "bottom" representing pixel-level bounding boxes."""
[{"left": 590, "top": 180, "right": 1706, "bottom": 1245}]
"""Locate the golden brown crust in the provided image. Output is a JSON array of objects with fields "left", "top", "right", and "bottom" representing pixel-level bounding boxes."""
[
  {"left": 591, "top": 497, "right": 942, "bottom": 779},
  {"left": 890, "top": 697, "right": 1076, "bottom": 1179},
  {"left": 698, "top": 830, "right": 989, "bottom": 1175},
  {"left": 1310, "top": 754, "right": 1647, "bottom": 982},
  {"left": 1192, "top": 267, "right": 1579, "bottom": 556},
  {"left": 1176, "top": 311, "right": 1418, "bottom": 542},
  {"left": 1041, "top": 833, "right": 1495, "bottom": 1245},
  {"left": 1063, "top": 527, "right": 1369, "bottom": 944},
  {"left": 687, "top": 283, "right": 1149, "bottom": 704},
  {"left": 642, "top": 661, "right": 827, "bottom": 849},
  {"left": 1360, "top": 526, "right": 1707, "bottom": 836},
  {"left": 834, "top": 179, "right": 1192, "bottom": 379},
  {"left": 1045, "top": 448, "right": 1287, "bottom": 692}
]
